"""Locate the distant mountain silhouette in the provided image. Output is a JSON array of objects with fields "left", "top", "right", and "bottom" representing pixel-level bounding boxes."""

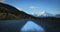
[{"left": 0, "top": 3, "right": 60, "bottom": 20}]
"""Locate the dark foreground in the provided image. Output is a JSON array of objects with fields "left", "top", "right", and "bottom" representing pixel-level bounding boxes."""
[{"left": 0, "top": 20, "right": 60, "bottom": 32}]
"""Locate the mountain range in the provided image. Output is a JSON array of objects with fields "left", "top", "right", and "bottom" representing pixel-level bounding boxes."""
[
  {"left": 32, "top": 11, "right": 54, "bottom": 17},
  {"left": 32, "top": 11, "right": 60, "bottom": 18},
  {"left": 0, "top": 3, "right": 60, "bottom": 20}
]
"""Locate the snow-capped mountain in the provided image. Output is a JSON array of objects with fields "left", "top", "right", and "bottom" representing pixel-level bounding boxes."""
[{"left": 32, "top": 11, "right": 54, "bottom": 17}]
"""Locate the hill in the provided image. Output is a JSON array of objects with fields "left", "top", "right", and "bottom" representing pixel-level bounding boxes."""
[{"left": 0, "top": 3, "right": 60, "bottom": 21}]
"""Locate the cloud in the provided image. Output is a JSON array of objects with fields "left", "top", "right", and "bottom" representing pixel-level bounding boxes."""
[
  {"left": 29, "top": 6, "right": 39, "bottom": 9},
  {"left": 17, "top": 8, "right": 23, "bottom": 11},
  {"left": 0, "top": 0, "right": 5, "bottom": 2}
]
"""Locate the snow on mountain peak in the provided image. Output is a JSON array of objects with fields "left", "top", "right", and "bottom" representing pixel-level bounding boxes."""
[
  {"left": 32, "top": 11, "right": 54, "bottom": 17},
  {"left": 38, "top": 11, "right": 47, "bottom": 16},
  {"left": 39, "top": 11, "right": 46, "bottom": 14}
]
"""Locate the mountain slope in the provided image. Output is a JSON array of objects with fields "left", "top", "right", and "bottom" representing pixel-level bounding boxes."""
[
  {"left": 0, "top": 3, "right": 39, "bottom": 20},
  {"left": 0, "top": 3, "right": 60, "bottom": 20}
]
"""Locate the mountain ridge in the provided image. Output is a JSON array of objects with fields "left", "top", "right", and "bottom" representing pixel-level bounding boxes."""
[{"left": 0, "top": 3, "right": 60, "bottom": 20}]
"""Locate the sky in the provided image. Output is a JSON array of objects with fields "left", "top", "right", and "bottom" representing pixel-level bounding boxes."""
[{"left": 0, "top": 0, "right": 60, "bottom": 15}]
